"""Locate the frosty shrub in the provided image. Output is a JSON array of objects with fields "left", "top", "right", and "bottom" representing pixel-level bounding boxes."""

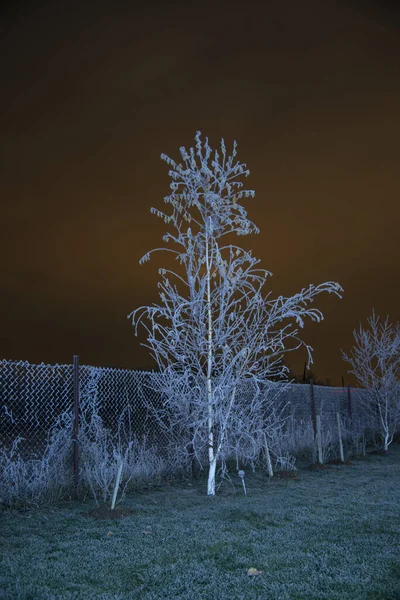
[
  {"left": 341, "top": 309, "right": 400, "bottom": 451},
  {"left": 0, "top": 379, "right": 190, "bottom": 510}
]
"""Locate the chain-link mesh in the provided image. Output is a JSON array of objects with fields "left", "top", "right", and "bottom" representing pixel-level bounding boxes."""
[
  {"left": 0, "top": 359, "right": 167, "bottom": 462},
  {"left": 0, "top": 357, "right": 382, "bottom": 468},
  {"left": 216, "top": 379, "right": 378, "bottom": 442}
]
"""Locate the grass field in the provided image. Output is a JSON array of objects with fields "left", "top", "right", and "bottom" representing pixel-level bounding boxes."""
[{"left": 1, "top": 443, "right": 399, "bottom": 600}]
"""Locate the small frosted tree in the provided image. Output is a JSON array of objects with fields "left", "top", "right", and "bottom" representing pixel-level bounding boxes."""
[
  {"left": 341, "top": 309, "right": 400, "bottom": 451},
  {"left": 128, "top": 132, "right": 343, "bottom": 496}
]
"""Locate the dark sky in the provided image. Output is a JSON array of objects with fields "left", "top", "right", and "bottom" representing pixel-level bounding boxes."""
[{"left": 1, "top": 0, "right": 399, "bottom": 388}]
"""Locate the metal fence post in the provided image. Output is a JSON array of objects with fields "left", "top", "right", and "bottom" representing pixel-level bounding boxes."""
[
  {"left": 310, "top": 379, "right": 317, "bottom": 439},
  {"left": 72, "top": 355, "right": 80, "bottom": 498},
  {"left": 347, "top": 383, "right": 352, "bottom": 422}
]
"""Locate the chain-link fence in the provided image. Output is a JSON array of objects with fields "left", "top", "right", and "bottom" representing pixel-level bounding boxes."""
[
  {"left": 0, "top": 357, "right": 169, "bottom": 462},
  {"left": 0, "top": 355, "right": 387, "bottom": 471}
]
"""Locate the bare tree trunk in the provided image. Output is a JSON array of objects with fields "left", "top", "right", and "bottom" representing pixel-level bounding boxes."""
[
  {"left": 263, "top": 431, "right": 274, "bottom": 477},
  {"left": 206, "top": 223, "right": 216, "bottom": 496},
  {"left": 207, "top": 454, "right": 218, "bottom": 495},
  {"left": 207, "top": 386, "right": 238, "bottom": 495},
  {"left": 377, "top": 396, "right": 392, "bottom": 451}
]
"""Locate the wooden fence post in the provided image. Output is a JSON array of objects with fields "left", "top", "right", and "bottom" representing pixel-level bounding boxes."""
[
  {"left": 72, "top": 355, "right": 80, "bottom": 499},
  {"left": 336, "top": 412, "right": 345, "bottom": 462},
  {"left": 316, "top": 414, "right": 323, "bottom": 464}
]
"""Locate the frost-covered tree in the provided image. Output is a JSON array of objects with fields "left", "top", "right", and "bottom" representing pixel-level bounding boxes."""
[
  {"left": 341, "top": 309, "right": 400, "bottom": 451},
  {"left": 128, "top": 132, "right": 343, "bottom": 495}
]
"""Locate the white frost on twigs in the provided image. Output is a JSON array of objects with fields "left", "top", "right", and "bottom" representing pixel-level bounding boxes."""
[
  {"left": 341, "top": 309, "right": 400, "bottom": 451},
  {"left": 128, "top": 132, "right": 343, "bottom": 495}
]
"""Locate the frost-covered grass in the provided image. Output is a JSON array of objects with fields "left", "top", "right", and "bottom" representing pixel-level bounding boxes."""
[
  {"left": 1, "top": 442, "right": 399, "bottom": 599},
  {"left": 1, "top": 394, "right": 399, "bottom": 598}
]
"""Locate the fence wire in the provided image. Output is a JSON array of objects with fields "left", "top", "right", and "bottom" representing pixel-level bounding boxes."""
[{"left": 0, "top": 357, "right": 382, "bottom": 468}]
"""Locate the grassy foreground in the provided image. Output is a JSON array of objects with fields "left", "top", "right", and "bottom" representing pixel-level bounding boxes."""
[{"left": 1, "top": 444, "right": 399, "bottom": 599}]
